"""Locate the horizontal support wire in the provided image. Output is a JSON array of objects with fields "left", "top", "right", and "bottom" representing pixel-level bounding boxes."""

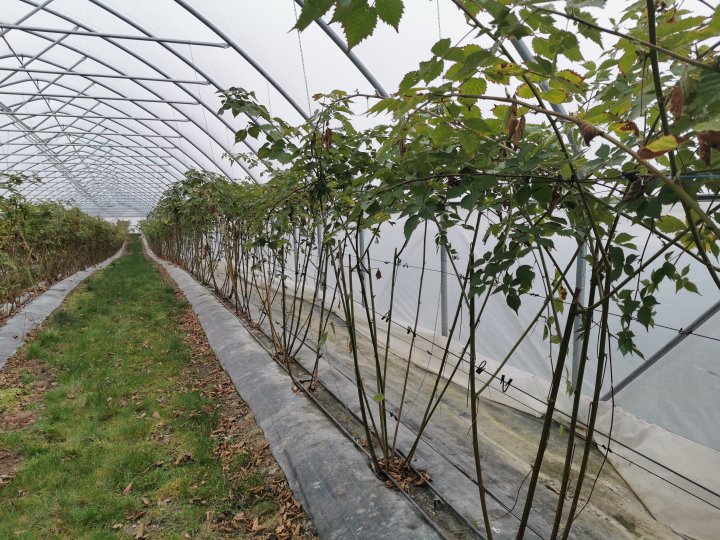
[
  {"left": 1, "top": 128, "right": 181, "bottom": 138},
  {"left": 0, "top": 112, "right": 190, "bottom": 121},
  {"left": 0, "top": 23, "right": 230, "bottom": 48},
  {"left": 0, "top": 90, "right": 199, "bottom": 104},
  {"left": 0, "top": 66, "right": 210, "bottom": 84}
]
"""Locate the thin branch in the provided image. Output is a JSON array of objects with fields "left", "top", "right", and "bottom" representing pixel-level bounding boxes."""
[{"left": 536, "top": 7, "right": 719, "bottom": 73}]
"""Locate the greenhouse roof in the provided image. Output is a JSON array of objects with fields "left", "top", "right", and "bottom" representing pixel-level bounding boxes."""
[{"left": 0, "top": 0, "right": 475, "bottom": 217}]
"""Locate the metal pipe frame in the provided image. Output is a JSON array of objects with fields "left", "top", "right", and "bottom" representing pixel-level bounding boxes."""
[
  {"left": 3, "top": 142, "right": 173, "bottom": 149},
  {"left": 0, "top": 68, "right": 194, "bottom": 190},
  {"left": 2, "top": 0, "right": 398, "bottom": 217},
  {"left": 1, "top": 112, "right": 190, "bottom": 121},
  {"left": 10, "top": 12, "right": 261, "bottom": 179},
  {"left": 0, "top": 23, "right": 230, "bottom": 48},
  {"left": 0, "top": 89, "right": 199, "bottom": 105},
  {"left": 0, "top": 66, "right": 210, "bottom": 85},
  {"left": 0, "top": 20, "right": 107, "bottom": 213},
  {"left": 0, "top": 53, "right": 236, "bottom": 182},
  {"left": 2, "top": 95, "right": 190, "bottom": 182},
  {"left": 1, "top": 128, "right": 183, "bottom": 138}
]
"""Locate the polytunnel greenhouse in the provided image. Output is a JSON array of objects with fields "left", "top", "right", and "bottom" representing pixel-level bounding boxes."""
[{"left": 1, "top": 0, "right": 719, "bottom": 538}]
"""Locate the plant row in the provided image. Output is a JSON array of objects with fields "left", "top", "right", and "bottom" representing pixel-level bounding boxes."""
[{"left": 1, "top": 173, "right": 126, "bottom": 320}]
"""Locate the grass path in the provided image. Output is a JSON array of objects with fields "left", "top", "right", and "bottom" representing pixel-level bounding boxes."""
[{"left": 0, "top": 236, "right": 315, "bottom": 539}]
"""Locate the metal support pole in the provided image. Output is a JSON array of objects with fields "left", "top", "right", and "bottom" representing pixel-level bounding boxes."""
[
  {"left": 440, "top": 242, "right": 449, "bottom": 337},
  {"left": 358, "top": 228, "right": 368, "bottom": 307},
  {"left": 510, "top": 37, "right": 587, "bottom": 392},
  {"left": 601, "top": 299, "right": 720, "bottom": 400}
]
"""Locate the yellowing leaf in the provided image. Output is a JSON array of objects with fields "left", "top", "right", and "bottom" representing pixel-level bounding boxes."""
[
  {"left": 539, "top": 88, "right": 568, "bottom": 104},
  {"left": 611, "top": 121, "right": 640, "bottom": 136},
  {"left": 557, "top": 69, "right": 584, "bottom": 86},
  {"left": 637, "top": 135, "right": 689, "bottom": 159},
  {"left": 516, "top": 82, "right": 534, "bottom": 99}
]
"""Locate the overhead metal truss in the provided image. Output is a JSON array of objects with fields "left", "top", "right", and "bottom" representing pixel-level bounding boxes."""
[{"left": 0, "top": 0, "right": 392, "bottom": 217}]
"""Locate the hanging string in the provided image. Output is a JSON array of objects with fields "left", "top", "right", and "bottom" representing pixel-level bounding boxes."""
[
  {"left": 188, "top": 44, "right": 218, "bottom": 169},
  {"left": 292, "top": 0, "right": 313, "bottom": 115},
  {"left": 266, "top": 80, "right": 274, "bottom": 117},
  {"left": 436, "top": 0, "right": 443, "bottom": 39}
]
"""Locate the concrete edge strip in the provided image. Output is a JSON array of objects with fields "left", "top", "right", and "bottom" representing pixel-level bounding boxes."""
[
  {"left": 0, "top": 244, "right": 126, "bottom": 370},
  {"left": 143, "top": 239, "right": 442, "bottom": 540}
]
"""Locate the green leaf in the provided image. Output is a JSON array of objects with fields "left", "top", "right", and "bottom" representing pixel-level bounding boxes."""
[
  {"left": 709, "top": 7, "right": 720, "bottom": 33},
  {"left": 637, "top": 135, "right": 689, "bottom": 160},
  {"left": 376, "top": 0, "right": 404, "bottom": 30},
  {"left": 398, "top": 70, "right": 420, "bottom": 93},
  {"left": 431, "top": 122, "right": 454, "bottom": 146},
  {"left": 459, "top": 77, "right": 487, "bottom": 96},
  {"left": 419, "top": 58, "right": 443, "bottom": 83},
  {"left": 372, "top": 392, "right": 385, "bottom": 403},
  {"left": 333, "top": 1, "right": 378, "bottom": 49},
  {"left": 655, "top": 215, "right": 686, "bottom": 233},
  {"left": 506, "top": 292, "right": 521, "bottom": 314},
  {"left": 293, "top": 0, "right": 333, "bottom": 30},
  {"left": 618, "top": 329, "right": 636, "bottom": 356},
  {"left": 431, "top": 37, "right": 452, "bottom": 57},
  {"left": 404, "top": 215, "right": 420, "bottom": 239},
  {"left": 618, "top": 50, "right": 635, "bottom": 74},
  {"left": 614, "top": 232, "right": 635, "bottom": 245},
  {"left": 515, "top": 264, "right": 535, "bottom": 291}
]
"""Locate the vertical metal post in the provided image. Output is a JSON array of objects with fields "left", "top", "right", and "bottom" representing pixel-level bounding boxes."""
[
  {"left": 358, "top": 228, "right": 367, "bottom": 306},
  {"left": 440, "top": 243, "right": 449, "bottom": 337},
  {"left": 510, "top": 37, "right": 588, "bottom": 392},
  {"left": 571, "top": 241, "right": 587, "bottom": 390}
]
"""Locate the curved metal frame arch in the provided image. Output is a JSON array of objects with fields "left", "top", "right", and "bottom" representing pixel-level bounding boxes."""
[
  {"left": 17, "top": 1, "right": 266, "bottom": 176},
  {"left": 3, "top": 0, "right": 396, "bottom": 216},
  {"left": 0, "top": 56, "right": 201, "bottom": 176},
  {"left": 0, "top": 24, "right": 257, "bottom": 200},
  {"left": 0, "top": 59, "right": 235, "bottom": 177}
]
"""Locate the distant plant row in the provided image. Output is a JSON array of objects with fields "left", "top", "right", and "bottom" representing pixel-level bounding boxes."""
[{"left": 1, "top": 173, "right": 126, "bottom": 321}]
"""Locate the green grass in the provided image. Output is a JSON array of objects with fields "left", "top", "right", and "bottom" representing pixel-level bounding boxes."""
[{"left": 0, "top": 236, "right": 243, "bottom": 538}]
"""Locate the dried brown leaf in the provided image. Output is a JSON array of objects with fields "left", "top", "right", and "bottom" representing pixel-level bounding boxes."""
[
  {"left": 511, "top": 116, "right": 526, "bottom": 149},
  {"left": 122, "top": 482, "right": 133, "bottom": 495},
  {"left": 617, "top": 121, "right": 640, "bottom": 136},
  {"left": 669, "top": 84, "right": 683, "bottom": 121},
  {"left": 698, "top": 131, "right": 720, "bottom": 151},
  {"left": 322, "top": 127, "right": 332, "bottom": 150},
  {"left": 559, "top": 285, "right": 568, "bottom": 302},
  {"left": 507, "top": 102, "right": 518, "bottom": 141},
  {"left": 621, "top": 177, "right": 647, "bottom": 202},
  {"left": 699, "top": 141, "right": 712, "bottom": 166},
  {"left": 576, "top": 119, "right": 600, "bottom": 146}
]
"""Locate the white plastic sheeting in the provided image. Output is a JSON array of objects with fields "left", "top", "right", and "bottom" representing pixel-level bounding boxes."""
[{"left": 284, "top": 207, "right": 720, "bottom": 538}]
